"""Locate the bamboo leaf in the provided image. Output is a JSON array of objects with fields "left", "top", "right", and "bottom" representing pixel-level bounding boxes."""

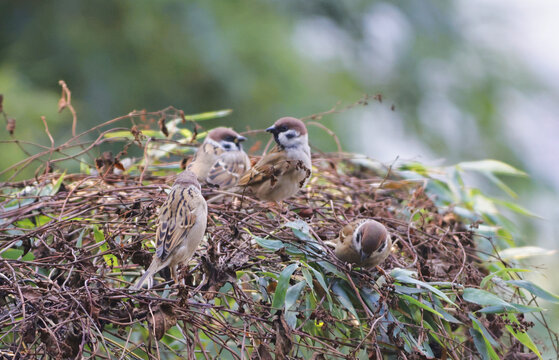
[
  {"left": 504, "top": 313, "right": 542, "bottom": 359},
  {"left": 399, "top": 294, "right": 443, "bottom": 318},
  {"left": 254, "top": 237, "right": 286, "bottom": 251},
  {"left": 331, "top": 282, "right": 360, "bottom": 324},
  {"left": 285, "top": 281, "right": 306, "bottom": 311},
  {"left": 469, "top": 313, "right": 499, "bottom": 348},
  {"left": 271, "top": 263, "right": 298, "bottom": 311},
  {"left": 506, "top": 280, "right": 559, "bottom": 303},
  {"left": 458, "top": 160, "right": 527, "bottom": 177},
  {"left": 462, "top": 288, "right": 512, "bottom": 308},
  {"left": 50, "top": 171, "right": 66, "bottom": 196},
  {"left": 92, "top": 225, "right": 119, "bottom": 268},
  {"left": 182, "top": 109, "right": 232, "bottom": 121},
  {"left": 497, "top": 246, "right": 556, "bottom": 261},
  {"left": 391, "top": 268, "right": 456, "bottom": 307}
]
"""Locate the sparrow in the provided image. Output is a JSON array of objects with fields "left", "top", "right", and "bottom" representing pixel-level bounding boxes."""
[
  {"left": 237, "top": 117, "right": 312, "bottom": 202},
  {"left": 187, "top": 127, "right": 250, "bottom": 189},
  {"left": 132, "top": 170, "right": 207, "bottom": 289},
  {"left": 327, "top": 219, "right": 392, "bottom": 269}
]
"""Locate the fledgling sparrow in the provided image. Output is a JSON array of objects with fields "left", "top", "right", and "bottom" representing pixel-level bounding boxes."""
[
  {"left": 237, "top": 117, "right": 312, "bottom": 202},
  {"left": 187, "top": 127, "right": 250, "bottom": 189},
  {"left": 132, "top": 170, "right": 207, "bottom": 289},
  {"left": 327, "top": 219, "right": 392, "bottom": 269}
]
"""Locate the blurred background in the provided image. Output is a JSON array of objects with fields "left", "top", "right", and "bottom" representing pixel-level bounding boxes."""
[{"left": 1, "top": 0, "right": 558, "bottom": 332}]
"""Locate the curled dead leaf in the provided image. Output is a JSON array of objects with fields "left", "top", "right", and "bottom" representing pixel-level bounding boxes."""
[
  {"left": 6, "top": 118, "right": 15, "bottom": 135},
  {"left": 147, "top": 303, "right": 177, "bottom": 340},
  {"left": 158, "top": 116, "right": 169, "bottom": 137},
  {"left": 273, "top": 315, "right": 292, "bottom": 358},
  {"left": 251, "top": 343, "right": 273, "bottom": 360}
]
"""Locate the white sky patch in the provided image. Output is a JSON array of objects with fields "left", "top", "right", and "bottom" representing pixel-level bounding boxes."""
[
  {"left": 359, "top": 3, "right": 412, "bottom": 83},
  {"left": 458, "top": 0, "right": 559, "bottom": 92},
  {"left": 292, "top": 17, "right": 354, "bottom": 67},
  {"left": 351, "top": 106, "right": 434, "bottom": 164}
]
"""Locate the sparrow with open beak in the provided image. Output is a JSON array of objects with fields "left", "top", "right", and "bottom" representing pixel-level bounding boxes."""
[
  {"left": 237, "top": 117, "right": 312, "bottom": 202},
  {"left": 327, "top": 219, "right": 392, "bottom": 269},
  {"left": 187, "top": 127, "right": 250, "bottom": 189},
  {"left": 132, "top": 170, "right": 207, "bottom": 289}
]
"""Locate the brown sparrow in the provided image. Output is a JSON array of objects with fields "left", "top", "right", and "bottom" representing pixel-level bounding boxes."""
[
  {"left": 237, "top": 117, "right": 312, "bottom": 202},
  {"left": 187, "top": 127, "right": 250, "bottom": 189},
  {"left": 328, "top": 219, "right": 392, "bottom": 269},
  {"left": 132, "top": 170, "right": 207, "bottom": 289}
]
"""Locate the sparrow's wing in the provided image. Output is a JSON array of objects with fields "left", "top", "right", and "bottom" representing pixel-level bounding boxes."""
[
  {"left": 155, "top": 185, "right": 199, "bottom": 261},
  {"left": 237, "top": 146, "right": 290, "bottom": 187},
  {"left": 206, "top": 151, "right": 251, "bottom": 188},
  {"left": 193, "top": 143, "right": 223, "bottom": 162},
  {"left": 187, "top": 143, "right": 223, "bottom": 175}
]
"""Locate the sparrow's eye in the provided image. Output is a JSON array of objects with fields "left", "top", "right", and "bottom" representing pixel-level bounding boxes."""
[
  {"left": 356, "top": 233, "right": 362, "bottom": 244},
  {"left": 277, "top": 125, "right": 288, "bottom": 133},
  {"left": 225, "top": 136, "right": 236, "bottom": 142}
]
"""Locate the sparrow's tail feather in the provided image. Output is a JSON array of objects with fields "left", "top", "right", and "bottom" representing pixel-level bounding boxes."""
[{"left": 131, "top": 261, "right": 161, "bottom": 290}]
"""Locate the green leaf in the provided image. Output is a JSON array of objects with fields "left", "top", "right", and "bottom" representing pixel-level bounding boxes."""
[
  {"left": 399, "top": 162, "right": 429, "bottom": 176},
  {"left": 284, "top": 220, "right": 313, "bottom": 241},
  {"left": 458, "top": 160, "right": 528, "bottom": 177},
  {"left": 301, "top": 262, "right": 333, "bottom": 307},
  {"left": 433, "top": 304, "right": 462, "bottom": 324},
  {"left": 504, "top": 313, "right": 542, "bottom": 359},
  {"left": 304, "top": 265, "right": 327, "bottom": 293},
  {"left": 469, "top": 328, "right": 500, "bottom": 360},
  {"left": 483, "top": 171, "right": 518, "bottom": 198},
  {"left": 391, "top": 268, "right": 456, "bottom": 306},
  {"left": 317, "top": 260, "right": 347, "bottom": 279},
  {"left": 462, "top": 288, "right": 512, "bottom": 308},
  {"left": 50, "top": 171, "right": 66, "bottom": 196},
  {"left": 506, "top": 280, "right": 559, "bottom": 303},
  {"left": 394, "top": 285, "right": 427, "bottom": 295},
  {"left": 497, "top": 246, "right": 556, "bottom": 261},
  {"left": 104, "top": 129, "right": 162, "bottom": 139},
  {"left": 75, "top": 228, "right": 86, "bottom": 248},
  {"left": 331, "top": 282, "right": 360, "bottom": 325},
  {"left": 301, "top": 267, "right": 314, "bottom": 291},
  {"left": 254, "top": 237, "right": 286, "bottom": 251},
  {"left": 480, "top": 268, "right": 529, "bottom": 288},
  {"left": 1, "top": 248, "right": 23, "bottom": 260},
  {"left": 92, "top": 226, "right": 119, "bottom": 268},
  {"left": 285, "top": 281, "right": 306, "bottom": 311},
  {"left": 478, "top": 304, "right": 543, "bottom": 314},
  {"left": 399, "top": 294, "right": 443, "bottom": 318},
  {"left": 80, "top": 159, "right": 90, "bottom": 174},
  {"left": 469, "top": 313, "right": 499, "bottom": 348},
  {"left": 271, "top": 263, "right": 298, "bottom": 311},
  {"left": 491, "top": 198, "right": 540, "bottom": 218},
  {"left": 182, "top": 109, "right": 232, "bottom": 121}
]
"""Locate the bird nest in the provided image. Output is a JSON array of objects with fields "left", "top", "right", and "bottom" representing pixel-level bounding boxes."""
[{"left": 0, "top": 97, "right": 556, "bottom": 359}]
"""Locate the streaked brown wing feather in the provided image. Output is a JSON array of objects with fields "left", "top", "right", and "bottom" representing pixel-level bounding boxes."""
[
  {"left": 207, "top": 151, "right": 250, "bottom": 188},
  {"left": 197, "top": 142, "right": 223, "bottom": 160},
  {"left": 237, "top": 146, "right": 290, "bottom": 187},
  {"left": 155, "top": 186, "right": 197, "bottom": 261}
]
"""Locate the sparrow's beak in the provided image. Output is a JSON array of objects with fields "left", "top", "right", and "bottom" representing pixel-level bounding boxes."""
[
  {"left": 266, "top": 125, "right": 277, "bottom": 134},
  {"left": 235, "top": 135, "right": 247, "bottom": 143},
  {"left": 360, "top": 250, "right": 370, "bottom": 263}
]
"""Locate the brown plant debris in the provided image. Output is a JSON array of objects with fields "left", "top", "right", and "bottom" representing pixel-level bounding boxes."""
[{"left": 0, "top": 102, "right": 556, "bottom": 359}]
